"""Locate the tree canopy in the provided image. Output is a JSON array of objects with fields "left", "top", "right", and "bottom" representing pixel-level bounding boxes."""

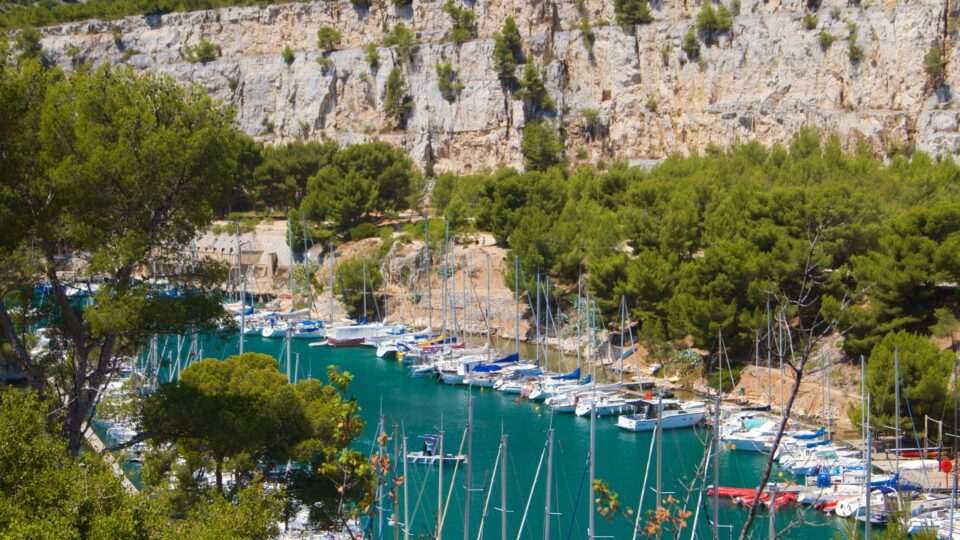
[{"left": 0, "top": 58, "right": 240, "bottom": 456}]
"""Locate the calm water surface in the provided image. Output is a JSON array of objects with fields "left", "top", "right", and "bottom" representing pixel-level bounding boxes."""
[{"left": 168, "top": 334, "right": 846, "bottom": 539}]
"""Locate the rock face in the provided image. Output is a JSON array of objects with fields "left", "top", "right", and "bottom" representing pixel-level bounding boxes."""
[{"left": 36, "top": 0, "right": 959, "bottom": 171}]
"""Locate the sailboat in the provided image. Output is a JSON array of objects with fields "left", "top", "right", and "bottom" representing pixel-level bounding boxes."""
[{"left": 404, "top": 434, "right": 467, "bottom": 466}]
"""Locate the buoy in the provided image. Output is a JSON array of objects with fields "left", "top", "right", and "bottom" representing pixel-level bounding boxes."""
[
  {"left": 535, "top": 406, "right": 540, "bottom": 411},
  {"left": 514, "top": 398, "right": 520, "bottom": 405}
]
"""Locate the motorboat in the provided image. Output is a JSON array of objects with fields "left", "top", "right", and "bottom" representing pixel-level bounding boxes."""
[{"left": 616, "top": 399, "right": 706, "bottom": 431}]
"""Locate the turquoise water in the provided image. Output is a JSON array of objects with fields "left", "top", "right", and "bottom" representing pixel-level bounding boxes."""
[{"left": 173, "top": 334, "right": 844, "bottom": 539}]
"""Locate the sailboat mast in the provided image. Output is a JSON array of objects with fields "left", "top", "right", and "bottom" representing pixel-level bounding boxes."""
[
  {"left": 619, "top": 297, "right": 625, "bottom": 385},
  {"left": 544, "top": 276, "right": 550, "bottom": 369},
  {"left": 486, "top": 253, "right": 491, "bottom": 359},
  {"left": 236, "top": 220, "right": 244, "bottom": 355},
  {"left": 426, "top": 218, "right": 432, "bottom": 330},
  {"left": 403, "top": 435, "right": 410, "bottom": 540},
  {"left": 362, "top": 258, "right": 368, "bottom": 320},
  {"left": 577, "top": 275, "right": 582, "bottom": 368},
  {"left": 950, "top": 357, "right": 958, "bottom": 538},
  {"left": 514, "top": 256, "right": 520, "bottom": 355},
  {"left": 438, "top": 430, "right": 444, "bottom": 540},
  {"left": 655, "top": 393, "right": 663, "bottom": 540},
  {"left": 543, "top": 428, "right": 554, "bottom": 540},
  {"left": 393, "top": 424, "right": 399, "bottom": 540},
  {"left": 464, "top": 396, "right": 473, "bottom": 540},
  {"left": 712, "top": 396, "right": 720, "bottom": 540},
  {"left": 826, "top": 350, "right": 832, "bottom": 440},
  {"left": 535, "top": 274, "right": 541, "bottom": 365},
  {"left": 501, "top": 434, "right": 508, "bottom": 540},
  {"left": 865, "top": 394, "right": 872, "bottom": 539},
  {"left": 766, "top": 297, "right": 772, "bottom": 405},
  {"left": 329, "top": 241, "right": 334, "bottom": 324},
  {"left": 588, "top": 401, "right": 596, "bottom": 540},
  {"left": 894, "top": 347, "right": 901, "bottom": 478}
]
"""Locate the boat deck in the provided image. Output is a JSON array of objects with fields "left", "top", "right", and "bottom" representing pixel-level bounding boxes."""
[{"left": 870, "top": 451, "right": 954, "bottom": 493}]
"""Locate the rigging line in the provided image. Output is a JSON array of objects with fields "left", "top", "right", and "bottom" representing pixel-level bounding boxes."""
[
  {"left": 901, "top": 386, "right": 931, "bottom": 487},
  {"left": 563, "top": 454, "right": 590, "bottom": 540},
  {"left": 439, "top": 425, "right": 470, "bottom": 530},
  {"left": 516, "top": 438, "right": 549, "bottom": 540},
  {"left": 632, "top": 428, "right": 658, "bottom": 540},
  {"left": 408, "top": 451, "right": 437, "bottom": 536},
  {"left": 476, "top": 441, "right": 502, "bottom": 540}
]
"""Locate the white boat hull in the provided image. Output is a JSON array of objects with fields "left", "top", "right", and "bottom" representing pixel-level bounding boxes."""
[{"left": 616, "top": 410, "right": 706, "bottom": 432}]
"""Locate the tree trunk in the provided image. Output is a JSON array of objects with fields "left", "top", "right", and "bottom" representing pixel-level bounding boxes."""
[
  {"left": 738, "top": 365, "right": 805, "bottom": 539},
  {"left": 215, "top": 457, "right": 224, "bottom": 494}
]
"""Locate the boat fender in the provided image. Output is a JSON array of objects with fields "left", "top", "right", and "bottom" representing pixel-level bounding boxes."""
[{"left": 514, "top": 398, "right": 520, "bottom": 405}]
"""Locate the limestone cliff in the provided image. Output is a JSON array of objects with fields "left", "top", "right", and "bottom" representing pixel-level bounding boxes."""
[{"left": 35, "top": 0, "right": 959, "bottom": 171}]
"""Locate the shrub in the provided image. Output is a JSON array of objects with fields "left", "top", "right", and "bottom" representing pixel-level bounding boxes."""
[
  {"left": 316, "top": 55, "right": 334, "bottom": 75},
  {"left": 317, "top": 26, "right": 341, "bottom": 51},
  {"left": 522, "top": 119, "right": 563, "bottom": 171},
  {"left": 924, "top": 44, "right": 947, "bottom": 88},
  {"left": 578, "top": 16, "right": 595, "bottom": 49},
  {"left": 846, "top": 23, "right": 863, "bottom": 63},
  {"left": 111, "top": 28, "right": 123, "bottom": 48},
  {"left": 580, "top": 107, "right": 600, "bottom": 121},
  {"left": 385, "top": 22, "right": 416, "bottom": 63},
  {"left": 183, "top": 39, "right": 220, "bottom": 63},
  {"left": 613, "top": 0, "right": 653, "bottom": 28},
  {"left": 802, "top": 11, "right": 818, "bottom": 30},
  {"left": 493, "top": 16, "right": 524, "bottom": 87},
  {"left": 443, "top": 0, "right": 476, "bottom": 45},
  {"left": 350, "top": 0, "right": 371, "bottom": 8},
  {"left": 816, "top": 31, "right": 835, "bottom": 49},
  {"left": 384, "top": 67, "right": 414, "bottom": 127},
  {"left": 681, "top": 27, "right": 701, "bottom": 60},
  {"left": 349, "top": 222, "right": 379, "bottom": 241},
  {"left": 282, "top": 44, "right": 295, "bottom": 65},
  {"left": 516, "top": 62, "right": 555, "bottom": 113},
  {"left": 364, "top": 43, "right": 380, "bottom": 69},
  {"left": 646, "top": 95, "right": 658, "bottom": 112},
  {"left": 392, "top": 0, "right": 413, "bottom": 6},
  {"left": 695, "top": 1, "right": 733, "bottom": 39},
  {"left": 436, "top": 61, "right": 464, "bottom": 102}
]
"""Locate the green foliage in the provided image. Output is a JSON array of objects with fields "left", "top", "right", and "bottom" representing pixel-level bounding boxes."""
[
  {"left": 252, "top": 140, "right": 339, "bottom": 210},
  {"left": 184, "top": 39, "right": 220, "bottom": 63},
  {"left": 142, "top": 353, "right": 371, "bottom": 527},
  {"left": 522, "top": 119, "right": 563, "bottom": 172},
  {"left": 613, "top": 0, "right": 653, "bottom": 28},
  {"left": 492, "top": 16, "right": 524, "bottom": 87},
  {"left": 516, "top": 62, "right": 555, "bottom": 114},
  {"left": 383, "top": 66, "right": 413, "bottom": 128},
  {"left": 846, "top": 22, "right": 863, "bottom": 63},
  {"left": 443, "top": 0, "right": 476, "bottom": 45},
  {"left": 350, "top": 222, "right": 380, "bottom": 241},
  {"left": 0, "top": 61, "right": 240, "bottom": 452},
  {"left": 317, "top": 26, "right": 341, "bottom": 51},
  {"left": 0, "top": 389, "right": 282, "bottom": 537},
  {"left": 350, "top": 0, "right": 371, "bottom": 8},
  {"left": 578, "top": 16, "right": 595, "bottom": 49},
  {"left": 681, "top": 27, "right": 701, "bottom": 60},
  {"left": 364, "top": 42, "right": 380, "bottom": 69},
  {"left": 646, "top": 95, "right": 658, "bottom": 112},
  {"left": 817, "top": 31, "right": 836, "bottom": 49},
  {"left": 695, "top": 1, "right": 733, "bottom": 39},
  {"left": 384, "top": 22, "right": 415, "bottom": 64},
  {"left": 13, "top": 26, "right": 43, "bottom": 63},
  {"left": 802, "top": 10, "right": 818, "bottom": 30},
  {"left": 316, "top": 55, "right": 334, "bottom": 75},
  {"left": 842, "top": 202, "right": 960, "bottom": 354},
  {"left": 924, "top": 44, "right": 947, "bottom": 89},
  {"left": 301, "top": 141, "right": 419, "bottom": 231},
  {"left": 450, "top": 130, "right": 960, "bottom": 355},
  {"left": 854, "top": 331, "right": 954, "bottom": 435},
  {"left": 392, "top": 0, "right": 413, "bottom": 5},
  {"left": 436, "top": 60, "right": 464, "bottom": 102},
  {"left": 281, "top": 44, "right": 295, "bottom": 65},
  {"left": 336, "top": 255, "right": 385, "bottom": 319},
  {"left": 0, "top": 0, "right": 318, "bottom": 29}
]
